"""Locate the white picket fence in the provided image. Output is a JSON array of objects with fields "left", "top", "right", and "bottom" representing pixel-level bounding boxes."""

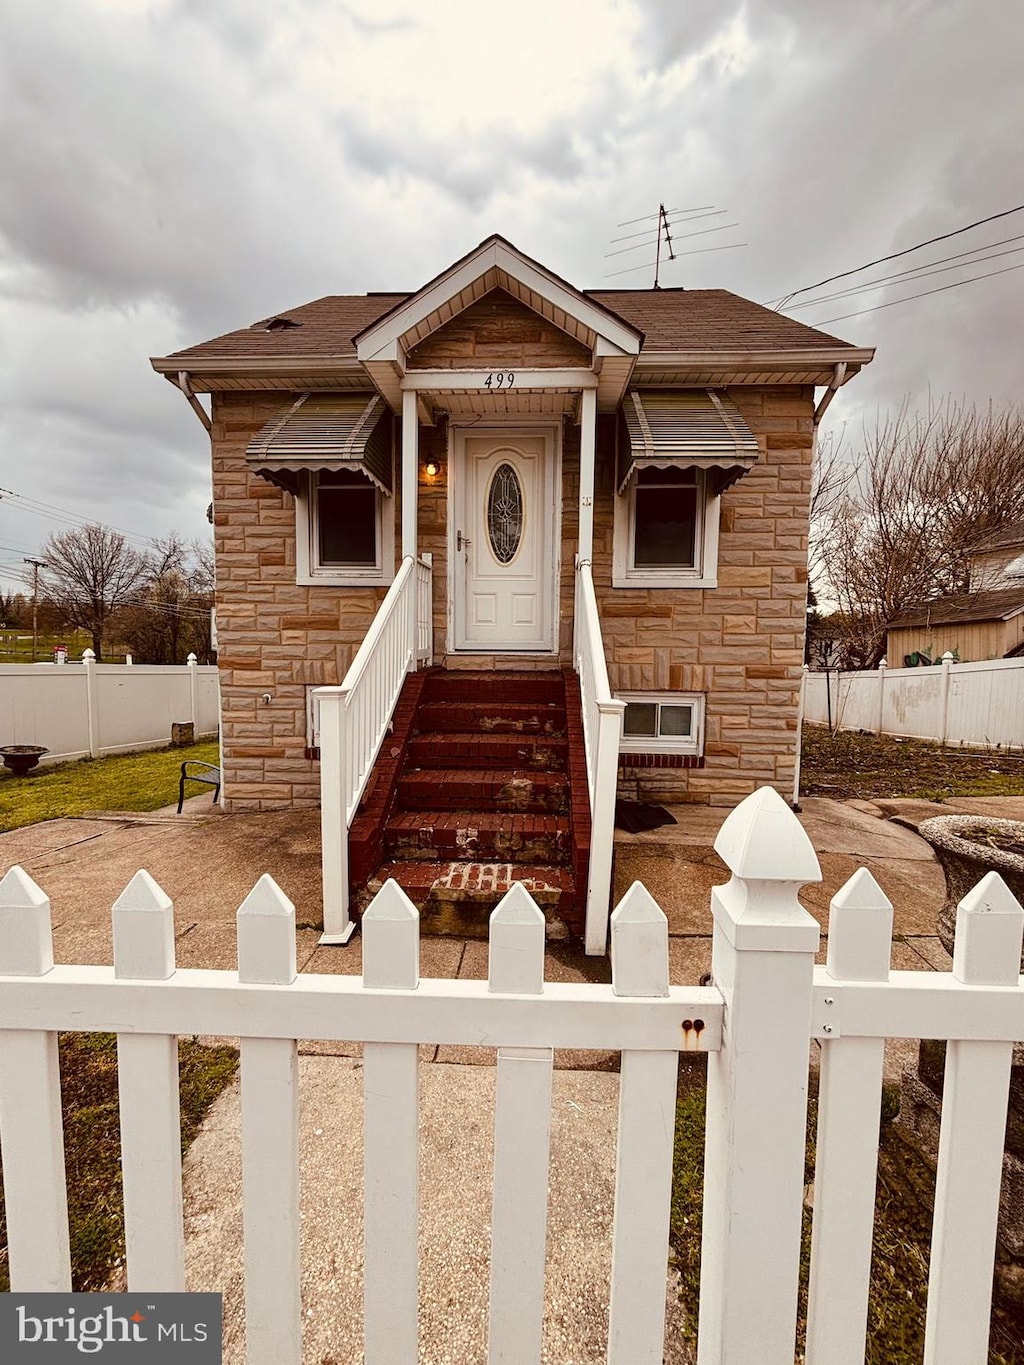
[
  {"left": 0, "top": 652, "right": 219, "bottom": 763},
  {"left": 804, "top": 654, "right": 1024, "bottom": 747},
  {"left": 1, "top": 785, "right": 1022, "bottom": 1365}
]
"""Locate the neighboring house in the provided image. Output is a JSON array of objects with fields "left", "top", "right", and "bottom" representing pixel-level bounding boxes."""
[
  {"left": 888, "top": 524, "right": 1024, "bottom": 665},
  {"left": 152, "top": 235, "right": 872, "bottom": 938}
]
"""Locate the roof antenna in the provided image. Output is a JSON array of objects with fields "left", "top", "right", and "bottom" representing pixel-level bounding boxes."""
[
  {"left": 604, "top": 204, "right": 746, "bottom": 285},
  {"left": 653, "top": 203, "right": 674, "bottom": 289}
]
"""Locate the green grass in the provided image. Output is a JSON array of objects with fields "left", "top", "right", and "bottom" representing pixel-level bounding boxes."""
[
  {"left": 0, "top": 629, "right": 111, "bottom": 663},
  {"left": 671, "top": 1061, "right": 1023, "bottom": 1362},
  {"left": 0, "top": 1034, "right": 238, "bottom": 1292},
  {"left": 0, "top": 740, "right": 220, "bottom": 833},
  {"left": 801, "top": 724, "right": 1024, "bottom": 802}
]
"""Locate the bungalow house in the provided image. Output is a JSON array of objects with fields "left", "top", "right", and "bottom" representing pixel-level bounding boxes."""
[{"left": 152, "top": 235, "right": 872, "bottom": 947}]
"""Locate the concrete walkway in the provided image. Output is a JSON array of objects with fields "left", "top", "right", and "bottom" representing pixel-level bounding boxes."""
[{"left": 4, "top": 790, "right": 1020, "bottom": 1362}]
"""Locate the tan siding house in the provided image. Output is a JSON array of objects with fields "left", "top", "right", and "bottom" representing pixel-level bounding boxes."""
[{"left": 153, "top": 236, "right": 872, "bottom": 943}]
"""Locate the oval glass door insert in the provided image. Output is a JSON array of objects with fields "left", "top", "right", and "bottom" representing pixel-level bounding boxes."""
[{"left": 486, "top": 462, "right": 524, "bottom": 564}]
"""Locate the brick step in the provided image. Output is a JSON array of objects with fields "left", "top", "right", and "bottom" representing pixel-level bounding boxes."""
[
  {"left": 407, "top": 732, "right": 568, "bottom": 771},
  {"left": 385, "top": 810, "right": 571, "bottom": 864},
  {"left": 422, "top": 670, "right": 565, "bottom": 705},
  {"left": 414, "top": 702, "right": 566, "bottom": 736},
  {"left": 397, "top": 768, "right": 569, "bottom": 814},
  {"left": 361, "top": 860, "right": 577, "bottom": 936}
]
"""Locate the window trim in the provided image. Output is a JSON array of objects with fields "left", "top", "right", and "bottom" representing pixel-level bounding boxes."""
[
  {"left": 613, "top": 471, "right": 720, "bottom": 588},
  {"left": 295, "top": 468, "right": 395, "bottom": 587},
  {"left": 617, "top": 691, "right": 706, "bottom": 756}
]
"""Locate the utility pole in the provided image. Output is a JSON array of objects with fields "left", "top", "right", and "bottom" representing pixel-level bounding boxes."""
[{"left": 23, "top": 557, "right": 44, "bottom": 662}]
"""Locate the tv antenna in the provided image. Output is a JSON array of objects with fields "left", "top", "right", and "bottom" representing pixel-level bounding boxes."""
[{"left": 604, "top": 202, "right": 747, "bottom": 286}]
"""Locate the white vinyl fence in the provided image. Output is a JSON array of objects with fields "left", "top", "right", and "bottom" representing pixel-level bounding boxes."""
[
  {"left": 0, "top": 653, "right": 219, "bottom": 763},
  {"left": 804, "top": 654, "right": 1024, "bottom": 747},
  {"left": 1, "top": 785, "right": 1022, "bottom": 1364}
]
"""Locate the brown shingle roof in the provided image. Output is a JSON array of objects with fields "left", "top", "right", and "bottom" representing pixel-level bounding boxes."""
[
  {"left": 161, "top": 288, "right": 856, "bottom": 364},
  {"left": 894, "top": 588, "right": 1024, "bottom": 629},
  {"left": 972, "top": 523, "right": 1024, "bottom": 555}
]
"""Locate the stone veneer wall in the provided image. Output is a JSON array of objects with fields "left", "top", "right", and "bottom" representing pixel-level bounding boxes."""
[{"left": 212, "top": 385, "right": 812, "bottom": 811}]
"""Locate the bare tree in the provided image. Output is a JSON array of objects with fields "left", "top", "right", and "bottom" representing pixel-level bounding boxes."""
[
  {"left": 816, "top": 400, "right": 1024, "bottom": 667},
  {"left": 117, "top": 533, "right": 215, "bottom": 664},
  {"left": 42, "top": 525, "right": 149, "bottom": 660}
]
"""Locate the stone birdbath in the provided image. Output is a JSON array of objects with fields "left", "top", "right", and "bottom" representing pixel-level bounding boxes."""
[
  {"left": 918, "top": 814, "right": 1024, "bottom": 964},
  {"left": 0, "top": 744, "right": 49, "bottom": 777}
]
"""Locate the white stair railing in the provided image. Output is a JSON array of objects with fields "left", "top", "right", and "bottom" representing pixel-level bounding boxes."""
[
  {"left": 316, "top": 553, "right": 432, "bottom": 944},
  {"left": 574, "top": 560, "right": 625, "bottom": 955}
]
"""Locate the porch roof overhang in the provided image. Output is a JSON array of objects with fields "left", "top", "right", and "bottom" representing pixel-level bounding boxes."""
[
  {"left": 245, "top": 393, "right": 392, "bottom": 495},
  {"left": 353, "top": 236, "right": 643, "bottom": 415},
  {"left": 617, "top": 389, "right": 760, "bottom": 495}
]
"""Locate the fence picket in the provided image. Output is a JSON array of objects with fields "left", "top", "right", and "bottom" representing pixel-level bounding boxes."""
[
  {"left": 113, "top": 870, "right": 185, "bottom": 1292},
  {"left": 924, "top": 871, "right": 1024, "bottom": 1365},
  {"left": 608, "top": 883, "right": 676, "bottom": 1365},
  {"left": 806, "top": 869, "right": 893, "bottom": 1365},
  {"left": 362, "top": 880, "right": 420, "bottom": 1365},
  {"left": 487, "top": 885, "right": 554, "bottom": 1365},
  {"left": 237, "top": 875, "right": 301, "bottom": 1365},
  {"left": 0, "top": 865, "right": 72, "bottom": 1291}
]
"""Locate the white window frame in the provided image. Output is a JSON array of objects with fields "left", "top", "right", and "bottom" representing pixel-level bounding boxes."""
[
  {"left": 306, "top": 686, "right": 321, "bottom": 750},
  {"left": 295, "top": 468, "right": 395, "bottom": 588},
  {"left": 612, "top": 467, "right": 720, "bottom": 589},
  {"left": 617, "top": 691, "right": 706, "bottom": 756}
]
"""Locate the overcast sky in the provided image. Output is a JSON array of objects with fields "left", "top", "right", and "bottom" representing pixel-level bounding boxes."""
[{"left": 2, "top": 0, "right": 1022, "bottom": 593}]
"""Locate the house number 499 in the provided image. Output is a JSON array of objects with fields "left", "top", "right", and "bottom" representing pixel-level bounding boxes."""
[{"left": 484, "top": 372, "right": 515, "bottom": 388}]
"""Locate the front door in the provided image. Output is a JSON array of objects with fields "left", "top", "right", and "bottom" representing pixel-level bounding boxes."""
[{"left": 452, "top": 428, "right": 558, "bottom": 652}]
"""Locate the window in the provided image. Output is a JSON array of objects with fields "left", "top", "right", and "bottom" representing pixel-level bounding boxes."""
[
  {"left": 618, "top": 693, "right": 705, "bottom": 756},
  {"left": 613, "top": 466, "right": 720, "bottom": 588},
  {"left": 295, "top": 469, "right": 394, "bottom": 586}
]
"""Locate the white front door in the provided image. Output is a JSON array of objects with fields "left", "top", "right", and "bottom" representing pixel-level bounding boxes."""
[{"left": 452, "top": 428, "right": 558, "bottom": 652}]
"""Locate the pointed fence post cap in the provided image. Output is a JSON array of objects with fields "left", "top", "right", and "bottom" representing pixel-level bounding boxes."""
[
  {"left": 954, "top": 870, "right": 1024, "bottom": 986},
  {"left": 611, "top": 882, "right": 669, "bottom": 997},
  {"left": 187, "top": 652, "right": 198, "bottom": 664},
  {"left": 826, "top": 868, "right": 893, "bottom": 982},
  {"left": 112, "top": 868, "right": 172, "bottom": 914},
  {"left": 238, "top": 873, "right": 295, "bottom": 918},
  {"left": 490, "top": 881, "right": 546, "bottom": 927},
  {"left": 489, "top": 882, "right": 546, "bottom": 995},
  {"left": 237, "top": 873, "right": 296, "bottom": 985},
  {"left": 362, "top": 879, "right": 419, "bottom": 990},
  {"left": 714, "top": 785, "right": 821, "bottom": 884},
  {"left": 0, "top": 864, "right": 54, "bottom": 975},
  {"left": 829, "top": 866, "right": 891, "bottom": 913}
]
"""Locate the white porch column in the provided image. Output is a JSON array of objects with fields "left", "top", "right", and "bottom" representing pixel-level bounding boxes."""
[
  {"left": 401, "top": 389, "right": 418, "bottom": 560},
  {"left": 578, "top": 386, "right": 597, "bottom": 562}
]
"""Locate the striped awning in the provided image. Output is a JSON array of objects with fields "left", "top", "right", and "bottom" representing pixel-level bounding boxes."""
[
  {"left": 617, "top": 389, "right": 759, "bottom": 495},
  {"left": 246, "top": 394, "right": 393, "bottom": 495}
]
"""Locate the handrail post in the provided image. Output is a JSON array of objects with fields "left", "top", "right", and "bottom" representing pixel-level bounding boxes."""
[
  {"left": 697, "top": 787, "right": 822, "bottom": 1363},
  {"left": 585, "top": 696, "right": 624, "bottom": 955},
  {"left": 317, "top": 686, "right": 355, "bottom": 945}
]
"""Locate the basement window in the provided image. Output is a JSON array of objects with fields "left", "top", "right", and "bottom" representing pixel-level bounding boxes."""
[{"left": 618, "top": 693, "right": 705, "bottom": 756}]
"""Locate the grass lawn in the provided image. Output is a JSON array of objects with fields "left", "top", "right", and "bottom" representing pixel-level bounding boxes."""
[
  {"left": 671, "top": 1061, "right": 1023, "bottom": 1363},
  {"left": 0, "top": 739, "right": 220, "bottom": 833},
  {"left": 0, "top": 1034, "right": 238, "bottom": 1292},
  {"left": 801, "top": 724, "right": 1024, "bottom": 802}
]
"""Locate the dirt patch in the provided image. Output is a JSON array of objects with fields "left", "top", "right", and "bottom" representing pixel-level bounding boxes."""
[{"left": 802, "top": 725, "right": 1024, "bottom": 802}]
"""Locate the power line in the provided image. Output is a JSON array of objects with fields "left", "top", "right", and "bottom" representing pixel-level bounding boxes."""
[
  {"left": 770, "top": 202, "right": 1024, "bottom": 309},
  {"left": 811, "top": 260, "right": 1024, "bottom": 326},
  {"left": 0, "top": 487, "right": 154, "bottom": 546},
  {"left": 787, "top": 241, "right": 1024, "bottom": 311}
]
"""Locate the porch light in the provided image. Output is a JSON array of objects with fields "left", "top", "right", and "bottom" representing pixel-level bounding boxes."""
[{"left": 424, "top": 460, "right": 441, "bottom": 478}]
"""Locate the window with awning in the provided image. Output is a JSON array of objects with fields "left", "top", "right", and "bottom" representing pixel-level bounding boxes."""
[
  {"left": 246, "top": 394, "right": 393, "bottom": 495},
  {"left": 617, "top": 389, "right": 759, "bottom": 496}
]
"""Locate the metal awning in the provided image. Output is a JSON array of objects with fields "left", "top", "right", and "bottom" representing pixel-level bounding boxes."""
[
  {"left": 617, "top": 389, "right": 760, "bottom": 495},
  {"left": 246, "top": 394, "right": 393, "bottom": 495}
]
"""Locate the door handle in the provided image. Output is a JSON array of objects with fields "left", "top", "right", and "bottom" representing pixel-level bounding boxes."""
[{"left": 457, "top": 530, "right": 472, "bottom": 551}]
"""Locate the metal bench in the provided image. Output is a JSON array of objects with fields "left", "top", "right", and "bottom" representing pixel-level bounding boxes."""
[{"left": 177, "top": 760, "right": 221, "bottom": 813}]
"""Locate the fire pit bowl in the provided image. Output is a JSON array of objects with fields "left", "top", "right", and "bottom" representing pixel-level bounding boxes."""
[
  {"left": 918, "top": 814, "right": 1024, "bottom": 967},
  {"left": 0, "top": 745, "right": 49, "bottom": 777}
]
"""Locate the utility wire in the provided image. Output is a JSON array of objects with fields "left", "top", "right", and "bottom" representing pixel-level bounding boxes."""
[
  {"left": 787, "top": 241, "right": 1024, "bottom": 311},
  {"left": 770, "top": 203, "right": 1024, "bottom": 309},
  {"left": 0, "top": 487, "right": 155, "bottom": 546},
  {"left": 811, "top": 260, "right": 1024, "bottom": 326}
]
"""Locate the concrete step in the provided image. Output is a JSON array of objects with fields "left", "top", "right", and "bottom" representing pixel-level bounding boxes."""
[
  {"left": 414, "top": 702, "right": 566, "bottom": 736},
  {"left": 397, "top": 768, "right": 569, "bottom": 815},
  {"left": 385, "top": 810, "right": 572, "bottom": 864},
  {"left": 361, "top": 859, "right": 577, "bottom": 937},
  {"left": 406, "top": 732, "right": 568, "bottom": 771}
]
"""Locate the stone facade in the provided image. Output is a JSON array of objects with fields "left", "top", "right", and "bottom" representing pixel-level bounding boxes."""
[{"left": 212, "top": 382, "right": 812, "bottom": 813}]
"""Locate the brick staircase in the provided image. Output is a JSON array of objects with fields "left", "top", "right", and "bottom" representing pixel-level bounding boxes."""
[{"left": 349, "top": 669, "right": 590, "bottom": 938}]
